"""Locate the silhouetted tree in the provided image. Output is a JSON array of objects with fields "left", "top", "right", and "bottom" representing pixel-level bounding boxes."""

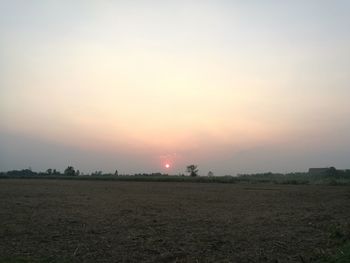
[
  {"left": 64, "top": 166, "right": 76, "bottom": 176},
  {"left": 46, "top": 169, "right": 52, "bottom": 175},
  {"left": 115, "top": 170, "right": 118, "bottom": 176},
  {"left": 208, "top": 171, "right": 214, "bottom": 177},
  {"left": 186, "top": 165, "right": 199, "bottom": 177},
  {"left": 75, "top": 170, "right": 80, "bottom": 176}
]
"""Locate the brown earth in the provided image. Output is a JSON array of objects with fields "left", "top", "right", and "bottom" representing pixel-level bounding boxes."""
[{"left": 0, "top": 179, "right": 349, "bottom": 262}]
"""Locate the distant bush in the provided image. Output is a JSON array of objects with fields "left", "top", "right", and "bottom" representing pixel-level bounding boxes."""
[
  {"left": 6, "top": 169, "right": 37, "bottom": 177},
  {"left": 1, "top": 167, "right": 350, "bottom": 186}
]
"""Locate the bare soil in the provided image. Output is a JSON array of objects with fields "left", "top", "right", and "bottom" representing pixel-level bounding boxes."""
[{"left": 0, "top": 179, "right": 349, "bottom": 262}]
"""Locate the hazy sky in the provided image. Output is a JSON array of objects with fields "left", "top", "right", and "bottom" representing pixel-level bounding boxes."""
[{"left": 1, "top": 1, "right": 350, "bottom": 175}]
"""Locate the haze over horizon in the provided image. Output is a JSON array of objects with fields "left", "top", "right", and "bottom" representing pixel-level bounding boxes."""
[{"left": 1, "top": 1, "right": 350, "bottom": 175}]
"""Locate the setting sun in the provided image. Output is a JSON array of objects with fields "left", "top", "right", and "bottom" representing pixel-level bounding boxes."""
[{"left": 165, "top": 164, "right": 170, "bottom": 169}]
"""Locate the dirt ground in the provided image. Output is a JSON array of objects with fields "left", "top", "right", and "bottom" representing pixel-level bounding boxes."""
[{"left": 0, "top": 179, "right": 349, "bottom": 262}]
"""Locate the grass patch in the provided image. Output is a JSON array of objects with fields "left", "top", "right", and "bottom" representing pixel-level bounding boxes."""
[
  {"left": 333, "top": 242, "right": 350, "bottom": 263},
  {"left": 320, "top": 242, "right": 350, "bottom": 263},
  {"left": 320, "top": 223, "right": 350, "bottom": 263}
]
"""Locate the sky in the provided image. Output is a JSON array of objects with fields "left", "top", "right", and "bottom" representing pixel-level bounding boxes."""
[{"left": 1, "top": 0, "right": 350, "bottom": 175}]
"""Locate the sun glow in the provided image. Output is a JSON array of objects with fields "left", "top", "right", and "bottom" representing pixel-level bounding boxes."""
[{"left": 165, "top": 163, "right": 170, "bottom": 169}]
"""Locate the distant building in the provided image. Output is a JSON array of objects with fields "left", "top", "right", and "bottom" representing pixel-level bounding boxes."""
[
  {"left": 308, "top": 167, "right": 334, "bottom": 175},
  {"left": 309, "top": 168, "right": 329, "bottom": 174}
]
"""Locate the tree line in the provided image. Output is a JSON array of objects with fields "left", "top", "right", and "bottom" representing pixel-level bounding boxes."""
[{"left": 0, "top": 164, "right": 202, "bottom": 177}]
